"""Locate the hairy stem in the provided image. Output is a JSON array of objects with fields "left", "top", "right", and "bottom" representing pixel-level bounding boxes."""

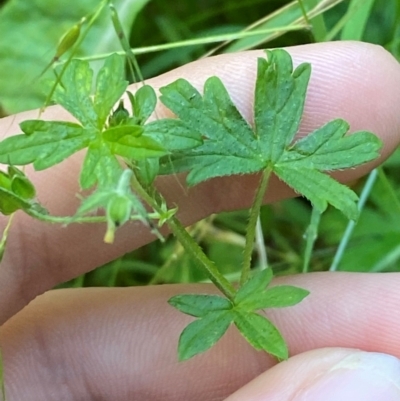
[
  {"left": 26, "top": 209, "right": 161, "bottom": 224},
  {"left": 167, "top": 216, "right": 236, "bottom": 299},
  {"left": 130, "top": 173, "right": 236, "bottom": 300},
  {"left": 240, "top": 168, "right": 272, "bottom": 285}
]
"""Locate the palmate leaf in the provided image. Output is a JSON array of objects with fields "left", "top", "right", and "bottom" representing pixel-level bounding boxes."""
[
  {"left": 159, "top": 49, "right": 382, "bottom": 219},
  {"left": 0, "top": 55, "right": 178, "bottom": 191},
  {"left": 170, "top": 269, "right": 309, "bottom": 361}
]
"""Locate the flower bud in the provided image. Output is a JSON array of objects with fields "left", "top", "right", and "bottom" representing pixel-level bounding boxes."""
[
  {"left": 106, "top": 195, "right": 131, "bottom": 228},
  {"left": 55, "top": 22, "right": 82, "bottom": 59},
  {"left": 108, "top": 100, "right": 130, "bottom": 127}
]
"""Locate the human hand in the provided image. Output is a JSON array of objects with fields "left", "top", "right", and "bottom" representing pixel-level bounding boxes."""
[{"left": 0, "top": 41, "right": 400, "bottom": 400}]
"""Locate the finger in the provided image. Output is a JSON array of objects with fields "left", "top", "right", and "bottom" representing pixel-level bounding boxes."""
[
  {"left": 225, "top": 349, "right": 400, "bottom": 401},
  {"left": 1, "top": 41, "right": 400, "bottom": 324},
  {"left": 1, "top": 272, "right": 400, "bottom": 400}
]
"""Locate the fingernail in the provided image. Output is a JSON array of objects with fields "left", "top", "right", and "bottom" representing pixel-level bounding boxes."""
[{"left": 296, "top": 352, "right": 400, "bottom": 401}]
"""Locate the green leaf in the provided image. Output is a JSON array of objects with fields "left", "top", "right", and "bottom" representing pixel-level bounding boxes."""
[
  {"left": 0, "top": 121, "right": 95, "bottom": 170},
  {"left": 280, "top": 119, "right": 382, "bottom": 170},
  {"left": 109, "top": 135, "right": 167, "bottom": 160},
  {"left": 53, "top": 59, "right": 98, "bottom": 127},
  {"left": 0, "top": 171, "right": 11, "bottom": 191},
  {"left": 178, "top": 310, "right": 233, "bottom": 361},
  {"left": 11, "top": 175, "right": 36, "bottom": 199},
  {"left": 80, "top": 140, "right": 122, "bottom": 189},
  {"left": 129, "top": 85, "right": 157, "bottom": 124},
  {"left": 136, "top": 158, "right": 159, "bottom": 186},
  {"left": 102, "top": 125, "right": 143, "bottom": 142},
  {"left": 273, "top": 166, "right": 359, "bottom": 220},
  {"left": 144, "top": 119, "right": 203, "bottom": 151},
  {"left": 235, "top": 268, "right": 273, "bottom": 304},
  {"left": 233, "top": 310, "right": 288, "bottom": 360},
  {"left": 239, "top": 285, "right": 310, "bottom": 311},
  {"left": 94, "top": 54, "right": 129, "bottom": 128},
  {"left": 255, "top": 49, "right": 311, "bottom": 163},
  {"left": 5, "top": 166, "right": 36, "bottom": 199},
  {"left": 159, "top": 49, "right": 382, "bottom": 218},
  {"left": 159, "top": 76, "right": 263, "bottom": 185},
  {"left": 168, "top": 294, "right": 232, "bottom": 317},
  {"left": 0, "top": 167, "right": 39, "bottom": 215},
  {"left": 0, "top": 187, "right": 32, "bottom": 215}
]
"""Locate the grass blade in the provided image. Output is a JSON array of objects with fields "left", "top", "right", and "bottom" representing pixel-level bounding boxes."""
[
  {"left": 329, "top": 169, "right": 378, "bottom": 271},
  {"left": 341, "top": 0, "right": 376, "bottom": 40}
]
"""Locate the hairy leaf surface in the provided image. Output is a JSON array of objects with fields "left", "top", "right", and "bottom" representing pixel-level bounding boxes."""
[
  {"left": 159, "top": 49, "right": 382, "bottom": 218},
  {"left": 233, "top": 310, "right": 288, "bottom": 360},
  {"left": 169, "top": 294, "right": 232, "bottom": 318},
  {"left": 177, "top": 310, "right": 233, "bottom": 361}
]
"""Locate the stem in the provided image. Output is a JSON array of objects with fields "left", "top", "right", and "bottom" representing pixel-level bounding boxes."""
[
  {"left": 377, "top": 167, "right": 400, "bottom": 215},
  {"left": 73, "top": 273, "right": 86, "bottom": 288},
  {"left": 0, "top": 213, "right": 14, "bottom": 263},
  {"left": 302, "top": 207, "right": 321, "bottom": 273},
  {"left": 329, "top": 168, "right": 378, "bottom": 271},
  {"left": 108, "top": 257, "right": 122, "bottom": 287},
  {"left": 109, "top": 3, "right": 144, "bottom": 83},
  {"left": 130, "top": 174, "right": 236, "bottom": 300},
  {"left": 149, "top": 217, "right": 213, "bottom": 285},
  {"left": 255, "top": 216, "right": 268, "bottom": 270},
  {"left": 299, "top": 0, "right": 328, "bottom": 42},
  {"left": 54, "top": 26, "right": 305, "bottom": 64},
  {"left": 25, "top": 209, "right": 161, "bottom": 224},
  {"left": 168, "top": 217, "right": 236, "bottom": 299},
  {"left": 240, "top": 168, "right": 272, "bottom": 285}
]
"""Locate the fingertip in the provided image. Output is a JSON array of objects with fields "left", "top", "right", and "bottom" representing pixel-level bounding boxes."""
[{"left": 224, "top": 349, "right": 400, "bottom": 401}]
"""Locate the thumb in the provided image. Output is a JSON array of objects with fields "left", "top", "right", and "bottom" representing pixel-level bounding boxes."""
[{"left": 225, "top": 349, "right": 400, "bottom": 401}]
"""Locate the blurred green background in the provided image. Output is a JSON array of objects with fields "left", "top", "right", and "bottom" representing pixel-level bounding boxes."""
[{"left": 0, "top": 0, "right": 399, "bottom": 288}]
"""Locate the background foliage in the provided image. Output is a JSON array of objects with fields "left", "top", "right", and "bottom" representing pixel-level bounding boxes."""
[{"left": 0, "top": 0, "right": 399, "bottom": 288}]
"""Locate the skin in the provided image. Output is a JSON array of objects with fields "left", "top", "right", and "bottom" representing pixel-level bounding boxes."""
[{"left": 0, "top": 41, "right": 400, "bottom": 400}]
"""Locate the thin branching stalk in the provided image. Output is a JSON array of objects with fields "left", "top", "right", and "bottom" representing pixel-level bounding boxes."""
[{"left": 130, "top": 173, "right": 236, "bottom": 300}]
